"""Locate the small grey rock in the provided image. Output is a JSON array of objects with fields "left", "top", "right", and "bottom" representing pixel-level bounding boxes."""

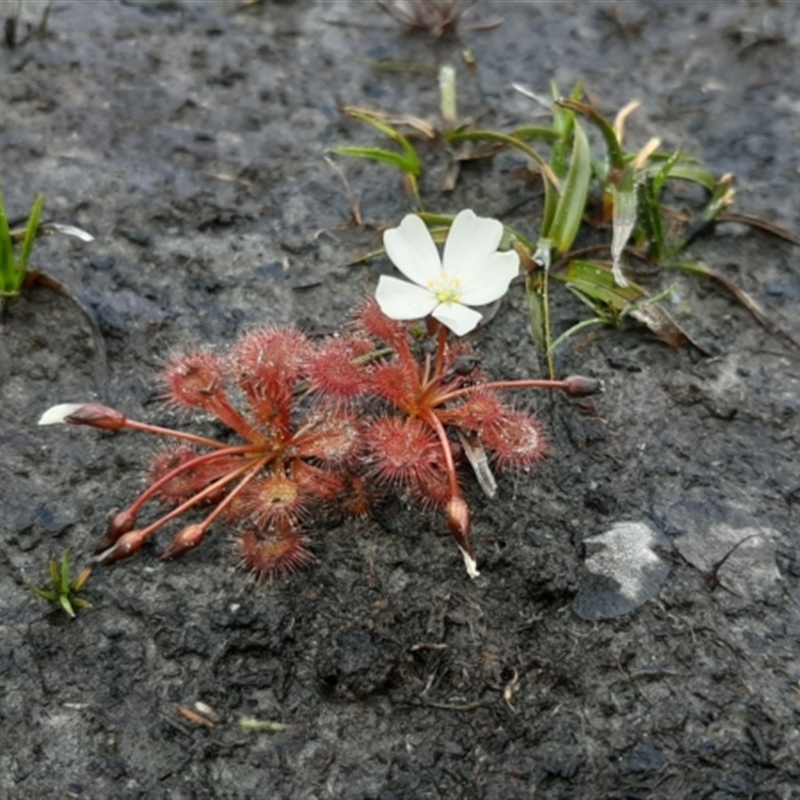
[{"left": 572, "top": 521, "right": 672, "bottom": 620}]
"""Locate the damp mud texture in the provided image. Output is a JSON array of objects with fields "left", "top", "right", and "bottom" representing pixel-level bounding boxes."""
[{"left": 2, "top": 1, "right": 800, "bottom": 797}]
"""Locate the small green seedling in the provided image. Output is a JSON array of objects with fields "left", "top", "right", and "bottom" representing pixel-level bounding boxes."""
[
  {"left": 0, "top": 183, "right": 43, "bottom": 297},
  {"left": 28, "top": 550, "right": 92, "bottom": 618}
]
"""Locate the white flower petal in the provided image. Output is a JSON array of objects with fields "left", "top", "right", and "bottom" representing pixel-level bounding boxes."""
[
  {"left": 432, "top": 302, "right": 483, "bottom": 336},
  {"left": 47, "top": 223, "right": 95, "bottom": 242},
  {"left": 383, "top": 214, "right": 442, "bottom": 287},
  {"left": 459, "top": 546, "right": 480, "bottom": 579},
  {"left": 38, "top": 403, "right": 86, "bottom": 425},
  {"left": 375, "top": 275, "right": 438, "bottom": 321},
  {"left": 458, "top": 250, "right": 520, "bottom": 306},
  {"left": 442, "top": 209, "right": 504, "bottom": 281}
]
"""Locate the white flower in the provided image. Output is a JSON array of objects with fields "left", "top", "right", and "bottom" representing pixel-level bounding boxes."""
[
  {"left": 38, "top": 403, "right": 86, "bottom": 425},
  {"left": 376, "top": 209, "right": 519, "bottom": 336}
]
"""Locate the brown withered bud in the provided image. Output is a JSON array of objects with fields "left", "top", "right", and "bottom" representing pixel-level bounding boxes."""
[
  {"left": 561, "top": 375, "right": 604, "bottom": 398},
  {"left": 160, "top": 523, "right": 206, "bottom": 561},
  {"left": 94, "top": 508, "right": 138, "bottom": 553},
  {"left": 67, "top": 403, "right": 127, "bottom": 431}
]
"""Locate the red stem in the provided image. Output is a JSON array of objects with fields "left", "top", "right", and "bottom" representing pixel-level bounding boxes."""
[
  {"left": 135, "top": 459, "right": 261, "bottom": 540},
  {"left": 193, "top": 455, "right": 269, "bottom": 531},
  {"left": 123, "top": 418, "right": 230, "bottom": 449},
  {"left": 129, "top": 443, "right": 274, "bottom": 517},
  {"left": 420, "top": 410, "right": 461, "bottom": 500},
  {"left": 437, "top": 378, "right": 575, "bottom": 404}
]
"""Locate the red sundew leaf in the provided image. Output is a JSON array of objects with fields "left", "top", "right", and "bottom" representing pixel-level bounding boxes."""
[
  {"left": 408, "top": 456, "right": 452, "bottom": 508},
  {"left": 338, "top": 472, "right": 373, "bottom": 518},
  {"left": 353, "top": 298, "right": 408, "bottom": 350},
  {"left": 368, "top": 360, "right": 422, "bottom": 412},
  {"left": 236, "top": 528, "right": 312, "bottom": 580},
  {"left": 480, "top": 409, "right": 547, "bottom": 469},
  {"left": 305, "top": 336, "right": 374, "bottom": 403},
  {"left": 149, "top": 446, "right": 244, "bottom": 504},
  {"left": 162, "top": 351, "right": 229, "bottom": 411},
  {"left": 364, "top": 416, "right": 441, "bottom": 490},
  {"left": 231, "top": 327, "right": 312, "bottom": 425},
  {"left": 293, "top": 409, "right": 362, "bottom": 465},
  {"left": 435, "top": 390, "right": 508, "bottom": 433},
  {"left": 233, "top": 472, "right": 306, "bottom": 531},
  {"left": 291, "top": 460, "right": 346, "bottom": 503}
]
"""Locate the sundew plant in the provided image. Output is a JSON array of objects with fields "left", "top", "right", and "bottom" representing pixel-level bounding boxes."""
[{"left": 41, "top": 210, "right": 600, "bottom": 579}]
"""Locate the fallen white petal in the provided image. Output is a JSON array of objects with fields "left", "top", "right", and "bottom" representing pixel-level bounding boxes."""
[
  {"left": 38, "top": 403, "right": 87, "bottom": 425},
  {"left": 442, "top": 210, "right": 504, "bottom": 280},
  {"left": 47, "top": 223, "right": 95, "bottom": 242},
  {"left": 459, "top": 547, "right": 480, "bottom": 579},
  {"left": 458, "top": 250, "right": 519, "bottom": 306},
  {"left": 383, "top": 214, "right": 441, "bottom": 288},
  {"left": 375, "top": 275, "right": 438, "bottom": 320},
  {"left": 432, "top": 302, "right": 483, "bottom": 336}
]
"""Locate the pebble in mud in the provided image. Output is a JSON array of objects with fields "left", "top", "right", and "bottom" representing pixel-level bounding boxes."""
[{"left": 571, "top": 521, "right": 672, "bottom": 620}]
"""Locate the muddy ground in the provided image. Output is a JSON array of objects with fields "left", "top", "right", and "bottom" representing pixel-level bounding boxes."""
[{"left": 1, "top": 1, "right": 800, "bottom": 797}]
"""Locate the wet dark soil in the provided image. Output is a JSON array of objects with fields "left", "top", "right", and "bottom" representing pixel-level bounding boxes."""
[{"left": 2, "top": 1, "right": 800, "bottom": 797}]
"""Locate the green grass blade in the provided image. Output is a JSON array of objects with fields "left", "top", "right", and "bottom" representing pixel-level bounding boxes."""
[
  {"left": 19, "top": 193, "right": 44, "bottom": 272},
  {"left": 548, "top": 122, "right": 591, "bottom": 254},
  {"left": 548, "top": 317, "right": 607, "bottom": 355},
  {"left": 637, "top": 178, "right": 665, "bottom": 261},
  {"left": 559, "top": 259, "right": 645, "bottom": 313},
  {"left": 332, "top": 145, "right": 418, "bottom": 175},
  {"left": 59, "top": 595, "right": 77, "bottom": 618},
  {"left": 60, "top": 551, "right": 72, "bottom": 593},
  {"left": 0, "top": 182, "right": 19, "bottom": 296},
  {"left": 508, "top": 125, "right": 560, "bottom": 144},
  {"left": 444, "top": 129, "right": 560, "bottom": 191},
  {"left": 641, "top": 161, "right": 718, "bottom": 192},
  {"left": 557, "top": 98, "right": 625, "bottom": 169},
  {"left": 344, "top": 111, "right": 422, "bottom": 175}
]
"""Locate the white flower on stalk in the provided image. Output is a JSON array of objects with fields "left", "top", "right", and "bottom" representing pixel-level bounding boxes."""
[{"left": 376, "top": 209, "right": 519, "bottom": 336}]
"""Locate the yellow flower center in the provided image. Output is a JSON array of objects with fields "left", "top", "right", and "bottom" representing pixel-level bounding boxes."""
[{"left": 427, "top": 273, "right": 462, "bottom": 304}]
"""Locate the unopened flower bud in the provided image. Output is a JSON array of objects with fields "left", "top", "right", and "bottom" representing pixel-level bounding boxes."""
[
  {"left": 96, "top": 529, "right": 148, "bottom": 565},
  {"left": 66, "top": 403, "right": 127, "bottom": 431},
  {"left": 160, "top": 523, "right": 206, "bottom": 561},
  {"left": 446, "top": 496, "right": 471, "bottom": 554},
  {"left": 561, "top": 375, "right": 603, "bottom": 397},
  {"left": 446, "top": 497, "right": 481, "bottom": 578},
  {"left": 95, "top": 508, "right": 138, "bottom": 553}
]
